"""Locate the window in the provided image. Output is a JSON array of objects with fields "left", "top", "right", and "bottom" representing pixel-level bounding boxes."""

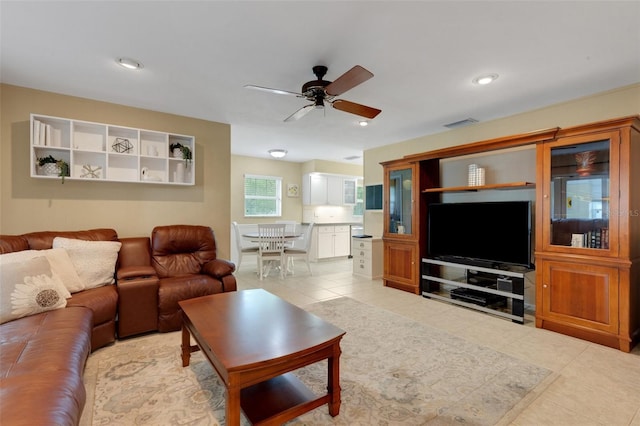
[
  {"left": 353, "top": 181, "right": 364, "bottom": 216},
  {"left": 244, "top": 174, "right": 282, "bottom": 217}
]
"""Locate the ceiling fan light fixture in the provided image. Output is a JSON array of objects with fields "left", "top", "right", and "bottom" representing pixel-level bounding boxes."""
[
  {"left": 268, "top": 149, "right": 287, "bottom": 158},
  {"left": 472, "top": 73, "right": 498, "bottom": 85},
  {"left": 117, "top": 57, "right": 143, "bottom": 70},
  {"left": 358, "top": 120, "right": 368, "bottom": 127}
]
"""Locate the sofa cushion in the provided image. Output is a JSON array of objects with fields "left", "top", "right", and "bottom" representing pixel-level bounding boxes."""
[
  {"left": 53, "top": 237, "right": 122, "bottom": 290},
  {"left": 0, "top": 248, "right": 84, "bottom": 293},
  {"left": 0, "top": 256, "right": 69, "bottom": 324}
]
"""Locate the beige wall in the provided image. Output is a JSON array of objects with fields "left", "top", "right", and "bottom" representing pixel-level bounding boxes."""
[
  {"left": 363, "top": 83, "right": 640, "bottom": 235},
  {"left": 0, "top": 84, "right": 233, "bottom": 258}
]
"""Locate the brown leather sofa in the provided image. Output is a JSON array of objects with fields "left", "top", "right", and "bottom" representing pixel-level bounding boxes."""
[
  {"left": 0, "top": 228, "right": 120, "bottom": 350},
  {"left": 0, "top": 228, "right": 119, "bottom": 426},
  {"left": 0, "top": 225, "right": 236, "bottom": 425}
]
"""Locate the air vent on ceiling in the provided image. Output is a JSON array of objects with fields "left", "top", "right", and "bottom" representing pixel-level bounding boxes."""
[
  {"left": 444, "top": 118, "right": 478, "bottom": 129},
  {"left": 344, "top": 155, "right": 361, "bottom": 161}
]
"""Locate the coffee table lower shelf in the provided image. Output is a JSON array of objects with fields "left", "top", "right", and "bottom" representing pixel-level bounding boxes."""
[{"left": 240, "top": 372, "right": 328, "bottom": 425}]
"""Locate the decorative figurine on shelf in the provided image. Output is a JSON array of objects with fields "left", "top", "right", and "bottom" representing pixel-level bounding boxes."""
[
  {"left": 169, "top": 142, "right": 192, "bottom": 165},
  {"left": 575, "top": 150, "right": 597, "bottom": 176},
  {"left": 112, "top": 137, "right": 133, "bottom": 153},
  {"left": 80, "top": 164, "right": 102, "bottom": 179}
]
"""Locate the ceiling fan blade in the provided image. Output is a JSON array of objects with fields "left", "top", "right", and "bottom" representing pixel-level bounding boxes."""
[
  {"left": 244, "top": 84, "right": 302, "bottom": 97},
  {"left": 284, "top": 104, "right": 315, "bottom": 122},
  {"left": 332, "top": 99, "right": 381, "bottom": 119},
  {"left": 325, "top": 65, "right": 374, "bottom": 96}
]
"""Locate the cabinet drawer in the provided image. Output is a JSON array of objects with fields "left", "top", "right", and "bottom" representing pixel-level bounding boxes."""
[
  {"left": 352, "top": 240, "right": 372, "bottom": 250},
  {"left": 334, "top": 225, "right": 350, "bottom": 233},
  {"left": 318, "top": 226, "right": 334, "bottom": 234},
  {"left": 354, "top": 249, "right": 372, "bottom": 260},
  {"left": 356, "top": 257, "right": 372, "bottom": 271}
]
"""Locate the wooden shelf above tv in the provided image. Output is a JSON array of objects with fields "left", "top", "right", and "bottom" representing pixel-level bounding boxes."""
[{"left": 422, "top": 181, "right": 535, "bottom": 193}]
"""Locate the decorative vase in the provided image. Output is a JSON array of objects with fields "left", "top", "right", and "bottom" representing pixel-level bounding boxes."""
[
  {"left": 173, "top": 148, "right": 182, "bottom": 158},
  {"left": 176, "top": 162, "right": 185, "bottom": 183},
  {"left": 38, "top": 163, "right": 60, "bottom": 176}
]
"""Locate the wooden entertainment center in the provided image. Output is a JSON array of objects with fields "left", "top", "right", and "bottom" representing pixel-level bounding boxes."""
[{"left": 381, "top": 115, "right": 639, "bottom": 352}]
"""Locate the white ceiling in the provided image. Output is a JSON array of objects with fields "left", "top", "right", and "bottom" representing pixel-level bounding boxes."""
[{"left": 2, "top": 1, "right": 639, "bottom": 164}]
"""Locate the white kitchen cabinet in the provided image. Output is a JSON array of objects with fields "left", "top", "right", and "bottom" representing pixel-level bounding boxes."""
[
  {"left": 342, "top": 178, "right": 357, "bottom": 205},
  {"left": 302, "top": 173, "right": 361, "bottom": 206},
  {"left": 30, "top": 114, "right": 194, "bottom": 185},
  {"left": 352, "top": 237, "right": 383, "bottom": 279},
  {"left": 312, "top": 225, "right": 351, "bottom": 260}
]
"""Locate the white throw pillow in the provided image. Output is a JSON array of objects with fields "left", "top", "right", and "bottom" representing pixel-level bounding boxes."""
[
  {"left": 52, "top": 237, "right": 122, "bottom": 289},
  {"left": 0, "top": 255, "right": 68, "bottom": 324},
  {"left": 0, "top": 248, "right": 83, "bottom": 294}
]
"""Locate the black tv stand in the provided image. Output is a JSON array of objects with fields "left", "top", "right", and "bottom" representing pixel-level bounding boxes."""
[{"left": 421, "top": 258, "right": 527, "bottom": 324}]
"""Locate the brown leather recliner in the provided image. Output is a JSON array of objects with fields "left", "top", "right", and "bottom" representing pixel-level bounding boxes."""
[{"left": 150, "top": 225, "right": 237, "bottom": 332}]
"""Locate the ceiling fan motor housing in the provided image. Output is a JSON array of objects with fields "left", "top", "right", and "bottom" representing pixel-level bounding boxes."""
[{"left": 301, "top": 65, "right": 331, "bottom": 97}]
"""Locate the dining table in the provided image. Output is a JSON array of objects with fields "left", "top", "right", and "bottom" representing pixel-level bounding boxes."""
[{"left": 241, "top": 231, "right": 303, "bottom": 277}]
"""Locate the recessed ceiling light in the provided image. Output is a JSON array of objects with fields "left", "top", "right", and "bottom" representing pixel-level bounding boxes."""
[
  {"left": 472, "top": 74, "right": 498, "bottom": 85},
  {"left": 358, "top": 120, "right": 368, "bottom": 127},
  {"left": 117, "top": 57, "right": 143, "bottom": 70},
  {"left": 268, "top": 149, "right": 287, "bottom": 158}
]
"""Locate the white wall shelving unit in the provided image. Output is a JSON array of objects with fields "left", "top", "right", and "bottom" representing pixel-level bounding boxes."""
[{"left": 30, "top": 114, "right": 195, "bottom": 185}]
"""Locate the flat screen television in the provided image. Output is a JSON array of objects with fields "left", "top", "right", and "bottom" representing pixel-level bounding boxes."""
[
  {"left": 365, "top": 184, "right": 383, "bottom": 210},
  {"left": 427, "top": 201, "right": 533, "bottom": 269}
]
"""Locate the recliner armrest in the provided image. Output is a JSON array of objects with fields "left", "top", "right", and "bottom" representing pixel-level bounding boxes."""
[
  {"left": 117, "top": 265, "right": 157, "bottom": 281},
  {"left": 202, "top": 258, "right": 235, "bottom": 279}
]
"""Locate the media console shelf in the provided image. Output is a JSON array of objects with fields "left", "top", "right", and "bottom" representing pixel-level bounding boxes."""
[
  {"left": 422, "top": 181, "right": 535, "bottom": 193},
  {"left": 421, "top": 258, "right": 527, "bottom": 323}
]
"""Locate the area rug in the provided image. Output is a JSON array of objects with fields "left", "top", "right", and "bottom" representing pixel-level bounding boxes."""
[{"left": 84, "top": 297, "right": 550, "bottom": 425}]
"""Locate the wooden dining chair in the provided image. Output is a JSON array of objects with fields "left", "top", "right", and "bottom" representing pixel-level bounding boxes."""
[{"left": 257, "top": 224, "right": 286, "bottom": 279}]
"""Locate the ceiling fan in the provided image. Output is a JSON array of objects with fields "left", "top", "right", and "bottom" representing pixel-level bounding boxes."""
[{"left": 245, "top": 65, "right": 382, "bottom": 122}]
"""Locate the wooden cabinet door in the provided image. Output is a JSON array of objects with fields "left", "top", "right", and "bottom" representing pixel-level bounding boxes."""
[
  {"left": 540, "top": 259, "right": 619, "bottom": 334},
  {"left": 383, "top": 240, "right": 418, "bottom": 291}
]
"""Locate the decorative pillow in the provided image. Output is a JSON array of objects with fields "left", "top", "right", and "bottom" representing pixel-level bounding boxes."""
[
  {"left": 0, "top": 256, "right": 68, "bottom": 324},
  {"left": 0, "top": 248, "right": 83, "bottom": 294},
  {"left": 52, "top": 237, "right": 122, "bottom": 289}
]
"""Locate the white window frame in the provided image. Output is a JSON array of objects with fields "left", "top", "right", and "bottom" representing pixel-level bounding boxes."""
[{"left": 244, "top": 174, "right": 282, "bottom": 217}]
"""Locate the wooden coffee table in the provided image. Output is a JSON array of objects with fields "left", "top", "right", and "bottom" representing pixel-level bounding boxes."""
[{"left": 178, "top": 289, "right": 346, "bottom": 425}]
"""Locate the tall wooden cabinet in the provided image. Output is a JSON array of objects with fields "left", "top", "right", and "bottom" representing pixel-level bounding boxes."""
[
  {"left": 535, "top": 116, "right": 640, "bottom": 352},
  {"left": 381, "top": 160, "right": 421, "bottom": 294}
]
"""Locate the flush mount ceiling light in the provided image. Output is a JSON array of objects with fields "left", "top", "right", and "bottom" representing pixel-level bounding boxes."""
[
  {"left": 268, "top": 149, "right": 287, "bottom": 158},
  {"left": 358, "top": 120, "right": 369, "bottom": 127},
  {"left": 116, "top": 57, "right": 143, "bottom": 70},
  {"left": 472, "top": 73, "right": 498, "bottom": 85}
]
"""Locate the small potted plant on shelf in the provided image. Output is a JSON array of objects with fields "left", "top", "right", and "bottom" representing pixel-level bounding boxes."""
[
  {"left": 37, "top": 155, "right": 70, "bottom": 183},
  {"left": 169, "top": 142, "right": 192, "bottom": 165}
]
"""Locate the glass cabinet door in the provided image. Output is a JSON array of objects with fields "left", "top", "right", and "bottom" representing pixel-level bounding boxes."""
[
  {"left": 387, "top": 167, "right": 413, "bottom": 235},
  {"left": 548, "top": 139, "right": 611, "bottom": 249}
]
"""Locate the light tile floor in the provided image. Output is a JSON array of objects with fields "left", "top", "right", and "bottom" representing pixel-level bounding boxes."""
[{"left": 236, "top": 256, "right": 640, "bottom": 426}]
